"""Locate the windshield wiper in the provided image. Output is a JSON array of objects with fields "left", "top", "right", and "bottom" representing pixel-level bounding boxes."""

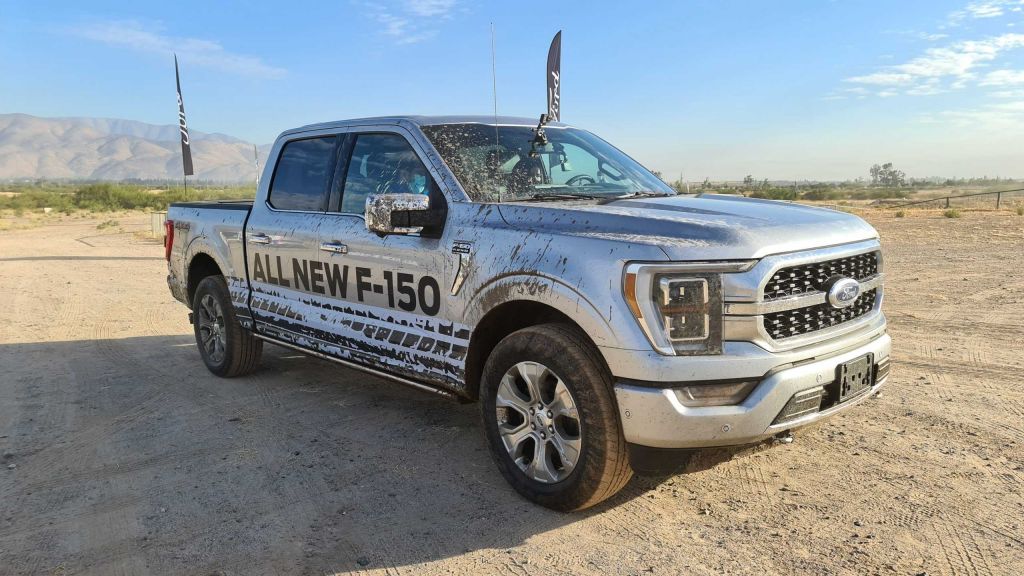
[
  {"left": 614, "top": 191, "right": 672, "bottom": 199},
  {"left": 532, "top": 192, "right": 600, "bottom": 201},
  {"left": 505, "top": 192, "right": 600, "bottom": 202}
]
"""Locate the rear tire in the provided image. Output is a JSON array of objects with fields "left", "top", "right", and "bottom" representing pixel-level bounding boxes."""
[
  {"left": 192, "top": 276, "right": 262, "bottom": 377},
  {"left": 480, "top": 323, "right": 633, "bottom": 511}
]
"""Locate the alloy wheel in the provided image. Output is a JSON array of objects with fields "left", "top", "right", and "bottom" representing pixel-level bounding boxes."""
[{"left": 495, "top": 361, "right": 583, "bottom": 483}]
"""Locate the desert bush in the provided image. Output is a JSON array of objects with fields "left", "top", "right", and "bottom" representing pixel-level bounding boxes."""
[
  {"left": 801, "top": 188, "right": 843, "bottom": 201},
  {"left": 848, "top": 188, "right": 912, "bottom": 201},
  {"left": 0, "top": 190, "right": 76, "bottom": 212},
  {"left": 943, "top": 209, "right": 962, "bottom": 218},
  {"left": 895, "top": 210, "right": 906, "bottom": 218},
  {"left": 0, "top": 183, "right": 254, "bottom": 213},
  {"left": 751, "top": 187, "right": 799, "bottom": 201},
  {"left": 1016, "top": 205, "right": 1023, "bottom": 216},
  {"left": 96, "top": 219, "right": 119, "bottom": 230}
]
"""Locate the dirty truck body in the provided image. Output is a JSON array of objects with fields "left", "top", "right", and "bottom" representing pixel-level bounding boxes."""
[{"left": 165, "top": 115, "right": 890, "bottom": 510}]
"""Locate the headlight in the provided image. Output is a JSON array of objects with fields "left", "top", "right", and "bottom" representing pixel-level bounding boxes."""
[{"left": 624, "top": 261, "right": 754, "bottom": 355}]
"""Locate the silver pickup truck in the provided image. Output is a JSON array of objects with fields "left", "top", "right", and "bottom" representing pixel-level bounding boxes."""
[{"left": 165, "top": 115, "right": 890, "bottom": 510}]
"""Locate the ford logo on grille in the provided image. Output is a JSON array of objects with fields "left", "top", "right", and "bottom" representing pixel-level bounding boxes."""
[{"left": 826, "top": 277, "right": 861, "bottom": 308}]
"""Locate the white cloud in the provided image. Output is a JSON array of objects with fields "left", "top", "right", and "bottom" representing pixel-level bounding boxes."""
[
  {"left": 929, "top": 99, "right": 1024, "bottom": 129},
  {"left": 906, "top": 79, "right": 947, "bottom": 95},
  {"left": 846, "top": 72, "right": 915, "bottom": 86},
  {"left": 405, "top": 0, "right": 457, "bottom": 17},
  {"left": 980, "top": 68, "right": 1024, "bottom": 85},
  {"left": 362, "top": 1, "right": 458, "bottom": 45},
  {"left": 843, "top": 33, "right": 1024, "bottom": 96},
  {"left": 67, "top": 20, "right": 286, "bottom": 79},
  {"left": 947, "top": 1, "right": 1024, "bottom": 26},
  {"left": 989, "top": 88, "right": 1024, "bottom": 96}
]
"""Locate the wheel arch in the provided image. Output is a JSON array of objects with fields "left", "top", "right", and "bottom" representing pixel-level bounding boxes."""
[
  {"left": 185, "top": 250, "right": 224, "bottom": 307},
  {"left": 462, "top": 275, "right": 617, "bottom": 402}
]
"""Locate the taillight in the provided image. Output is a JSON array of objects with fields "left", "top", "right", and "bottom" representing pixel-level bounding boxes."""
[{"left": 164, "top": 219, "right": 174, "bottom": 261}]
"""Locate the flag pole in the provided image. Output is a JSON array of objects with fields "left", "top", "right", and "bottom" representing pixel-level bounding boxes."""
[
  {"left": 253, "top": 144, "right": 261, "bottom": 190},
  {"left": 175, "top": 54, "right": 194, "bottom": 195}
]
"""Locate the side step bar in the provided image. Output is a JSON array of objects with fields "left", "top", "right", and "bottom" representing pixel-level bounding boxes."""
[{"left": 252, "top": 334, "right": 461, "bottom": 402}]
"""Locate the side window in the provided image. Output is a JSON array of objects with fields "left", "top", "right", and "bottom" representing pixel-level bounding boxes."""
[
  {"left": 340, "top": 134, "right": 436, "bottom": 214},
  {"left": 268, "top": 137, "right": 336, "bottom": 211}
]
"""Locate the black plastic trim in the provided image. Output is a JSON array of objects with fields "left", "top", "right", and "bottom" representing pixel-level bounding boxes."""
[
  {"left": 628, "top": 442, "right": 767, "bottom": 476},
  {"left": 616, "top": 375, "right": 764, "bottom": 390},
  {"left": 169, "top": 200, "right": 253, "bottom": 210}
]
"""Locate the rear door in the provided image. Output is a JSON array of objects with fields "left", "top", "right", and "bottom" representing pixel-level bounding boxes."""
[
  {"left": 246, "top": 134, "right": 340, "bottom": 343},
  {"left": 307, "top": 128, "right": 467, "bottom": 388}
]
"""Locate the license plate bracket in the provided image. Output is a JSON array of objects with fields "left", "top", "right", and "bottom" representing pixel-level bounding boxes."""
[{"left": 836, "top": 353, "right": 875, "bottom": 402}]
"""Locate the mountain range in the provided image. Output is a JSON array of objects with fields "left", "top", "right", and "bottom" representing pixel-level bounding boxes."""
[{"left": 0, "top": 114, "right": 270, "bottom": 182}]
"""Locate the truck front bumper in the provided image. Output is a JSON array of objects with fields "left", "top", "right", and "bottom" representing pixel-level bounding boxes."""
[{"left": 612, "top": 330, "right": 891, "bottom": 450}]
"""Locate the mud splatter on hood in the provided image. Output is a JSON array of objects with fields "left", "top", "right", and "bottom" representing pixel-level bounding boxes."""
[{"left": 496, "top": 194, "right": 879, "bottom": 260}]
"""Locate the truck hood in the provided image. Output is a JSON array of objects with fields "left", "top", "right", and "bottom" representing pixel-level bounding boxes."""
[{"left": 496, "top": 194, "right": 879, "bottom": 260}]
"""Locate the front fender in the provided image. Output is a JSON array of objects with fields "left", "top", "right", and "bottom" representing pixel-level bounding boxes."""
[{"left": 463, "top": 273, "right": 619, "bottom": 349}]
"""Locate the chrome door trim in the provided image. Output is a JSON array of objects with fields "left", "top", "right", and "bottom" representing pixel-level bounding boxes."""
[{"left": 319, "top": 241, "right": 348, "bottom": 254}]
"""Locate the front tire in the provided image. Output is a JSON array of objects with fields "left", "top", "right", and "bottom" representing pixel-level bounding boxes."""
[
  {"left": 480, "top": 323, "right": 633, "bottom": 511},
  {"left": 192, "top": 276, "right": 262, "bottom": 377}
]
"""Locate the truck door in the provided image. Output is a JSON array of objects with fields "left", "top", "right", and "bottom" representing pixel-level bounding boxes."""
[
  {"left": 246, "top": 134, "right": 340, "bottom": 343},
  {"left": 308, "top": 129, "right": 467, "bottom": 388}
]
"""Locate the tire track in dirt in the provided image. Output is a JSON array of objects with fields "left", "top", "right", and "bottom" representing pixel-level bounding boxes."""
[{"left": 933, "top": 522, "right": 995, "bottom": 576}]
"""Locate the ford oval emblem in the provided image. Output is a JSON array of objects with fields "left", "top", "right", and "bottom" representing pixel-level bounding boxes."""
[{"left": 827, "top": 277, "right": 861, "bottom": 308}]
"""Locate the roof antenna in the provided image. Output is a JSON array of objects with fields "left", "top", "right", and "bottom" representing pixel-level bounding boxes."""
[{"left": 490, "top": 22, "right": 501, "bottom": 202}]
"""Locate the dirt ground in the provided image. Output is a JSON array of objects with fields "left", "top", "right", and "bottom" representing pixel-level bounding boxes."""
[{"left": 0, "top": 209, "right": 1022, "bottom": 576}]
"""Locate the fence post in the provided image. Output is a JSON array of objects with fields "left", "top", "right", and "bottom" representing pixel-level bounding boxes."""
[
  {"left": 945, "top": 197, "right": 950, "bottom": 209},
  {"left": 996, "top": 192, "right": 1001, "bottom": 209}
]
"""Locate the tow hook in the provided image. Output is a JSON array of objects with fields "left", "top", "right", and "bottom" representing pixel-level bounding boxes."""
[
  {"left": 773, "top": 431, "right": 794, "bottom": 445},
  {"left": 188, "top": 312, "right": 194, "bottom": 325}
]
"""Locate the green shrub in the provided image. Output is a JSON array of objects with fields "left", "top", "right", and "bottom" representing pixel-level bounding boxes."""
[
  {"left": 895, "top": 210, "right": 905, "bottom": 218},
  {"left": 96, "top": 219, "right": 119, "bottom": 230},
  {"left": 801, "top": 188, "right": 843, "bottom": 201},
  {"left": 1016, "top": 205, "right": 1023, "bottom": 216},
  {"left": 751, "top": 187, "right": 799, "bottom": 201},
  {"left": 0, "top": 183, "right": 255, "bottom": 213},
  {"left": 943, "top": 208, "right": 962, "bottom": 218}
]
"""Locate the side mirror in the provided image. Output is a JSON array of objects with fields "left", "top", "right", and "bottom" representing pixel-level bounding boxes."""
[{"left": 365, "top": 193, "right": 441, "bottom": 235}]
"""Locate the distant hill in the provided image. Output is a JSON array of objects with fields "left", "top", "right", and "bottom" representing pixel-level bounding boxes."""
[{"left": 0, "top": 114, "right": 270, "bottom": 182}]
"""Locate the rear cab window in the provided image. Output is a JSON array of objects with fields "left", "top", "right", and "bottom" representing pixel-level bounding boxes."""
[{"left": 268, "top": 136, "right": 337, "bottom": 211}]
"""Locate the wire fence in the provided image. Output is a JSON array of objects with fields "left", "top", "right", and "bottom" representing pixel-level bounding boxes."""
[{"left": 886, "top": 187, "right": 1024, "bottom": 210}]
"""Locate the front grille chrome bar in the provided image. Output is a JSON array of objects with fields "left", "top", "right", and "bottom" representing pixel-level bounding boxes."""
[
  {"left": 719, "top": 239, "right": 885, "bottom": 352},
  {"left": 724, "top": 273, "right": 884, "bottom": 315}
]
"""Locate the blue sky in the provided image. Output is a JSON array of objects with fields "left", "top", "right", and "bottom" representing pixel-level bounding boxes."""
[{"left": 2, "top": 0, "right": 1023, "bottom": 180}]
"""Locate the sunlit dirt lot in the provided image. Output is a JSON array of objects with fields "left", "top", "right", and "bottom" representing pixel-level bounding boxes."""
[{"left": 1, "top": 209, "right": 1022, "bottom": 575}]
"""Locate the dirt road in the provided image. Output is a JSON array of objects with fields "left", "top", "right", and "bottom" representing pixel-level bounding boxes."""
[{"left": 1, "top": 211, "right": 1022, "bottom": 575}]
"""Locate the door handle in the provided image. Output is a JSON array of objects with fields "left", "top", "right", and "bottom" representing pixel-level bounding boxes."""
[
  {"left": 248, "top": 233, "right": 271, "bottom": 245},
  {"left": 319, "top": 241, "right": 348, "bottom": 254}
]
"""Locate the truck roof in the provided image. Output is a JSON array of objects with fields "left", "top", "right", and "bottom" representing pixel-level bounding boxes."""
[{"left": 282, "top": 115, "right": 570, "bottom": 138}]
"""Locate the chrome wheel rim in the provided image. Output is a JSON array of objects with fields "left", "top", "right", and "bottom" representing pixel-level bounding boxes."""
[
  {"left": 197, "top": 294, "right": 227, "bottom": 364},
  {"left": 495, "top": 361, "right": 582, "bottom": 484}
]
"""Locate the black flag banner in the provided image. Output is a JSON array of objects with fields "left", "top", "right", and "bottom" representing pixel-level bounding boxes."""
[
  {"left": 174, "top": 54, "right": 194, "bottom": 176},
  {"left": 546, "top": 30, "right": 561, "bottom": 122}
]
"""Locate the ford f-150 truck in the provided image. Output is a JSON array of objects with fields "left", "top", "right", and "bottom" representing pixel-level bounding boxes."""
[{"left": 165, "top": 115, "right": 890, "bottom": 511}]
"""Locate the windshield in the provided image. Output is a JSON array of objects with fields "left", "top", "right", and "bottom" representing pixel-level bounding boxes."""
[{"left": 420, "top": 123, "right": 675, "bottom": 202}]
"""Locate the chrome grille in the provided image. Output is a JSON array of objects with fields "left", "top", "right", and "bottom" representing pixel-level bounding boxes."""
[
  {"left": 763, "top": 251, "right": 879, "bottom": 300},
  {"left": 764, "top": 289, "right": 877, "bottom": 340}
]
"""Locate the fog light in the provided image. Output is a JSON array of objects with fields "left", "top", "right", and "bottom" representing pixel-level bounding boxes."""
[
  {"left": 773, "top": 387, "right": 824, "bottom": 424},
  {"left": 676, "top": 380, "right": 758, "bottom": 407}
]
